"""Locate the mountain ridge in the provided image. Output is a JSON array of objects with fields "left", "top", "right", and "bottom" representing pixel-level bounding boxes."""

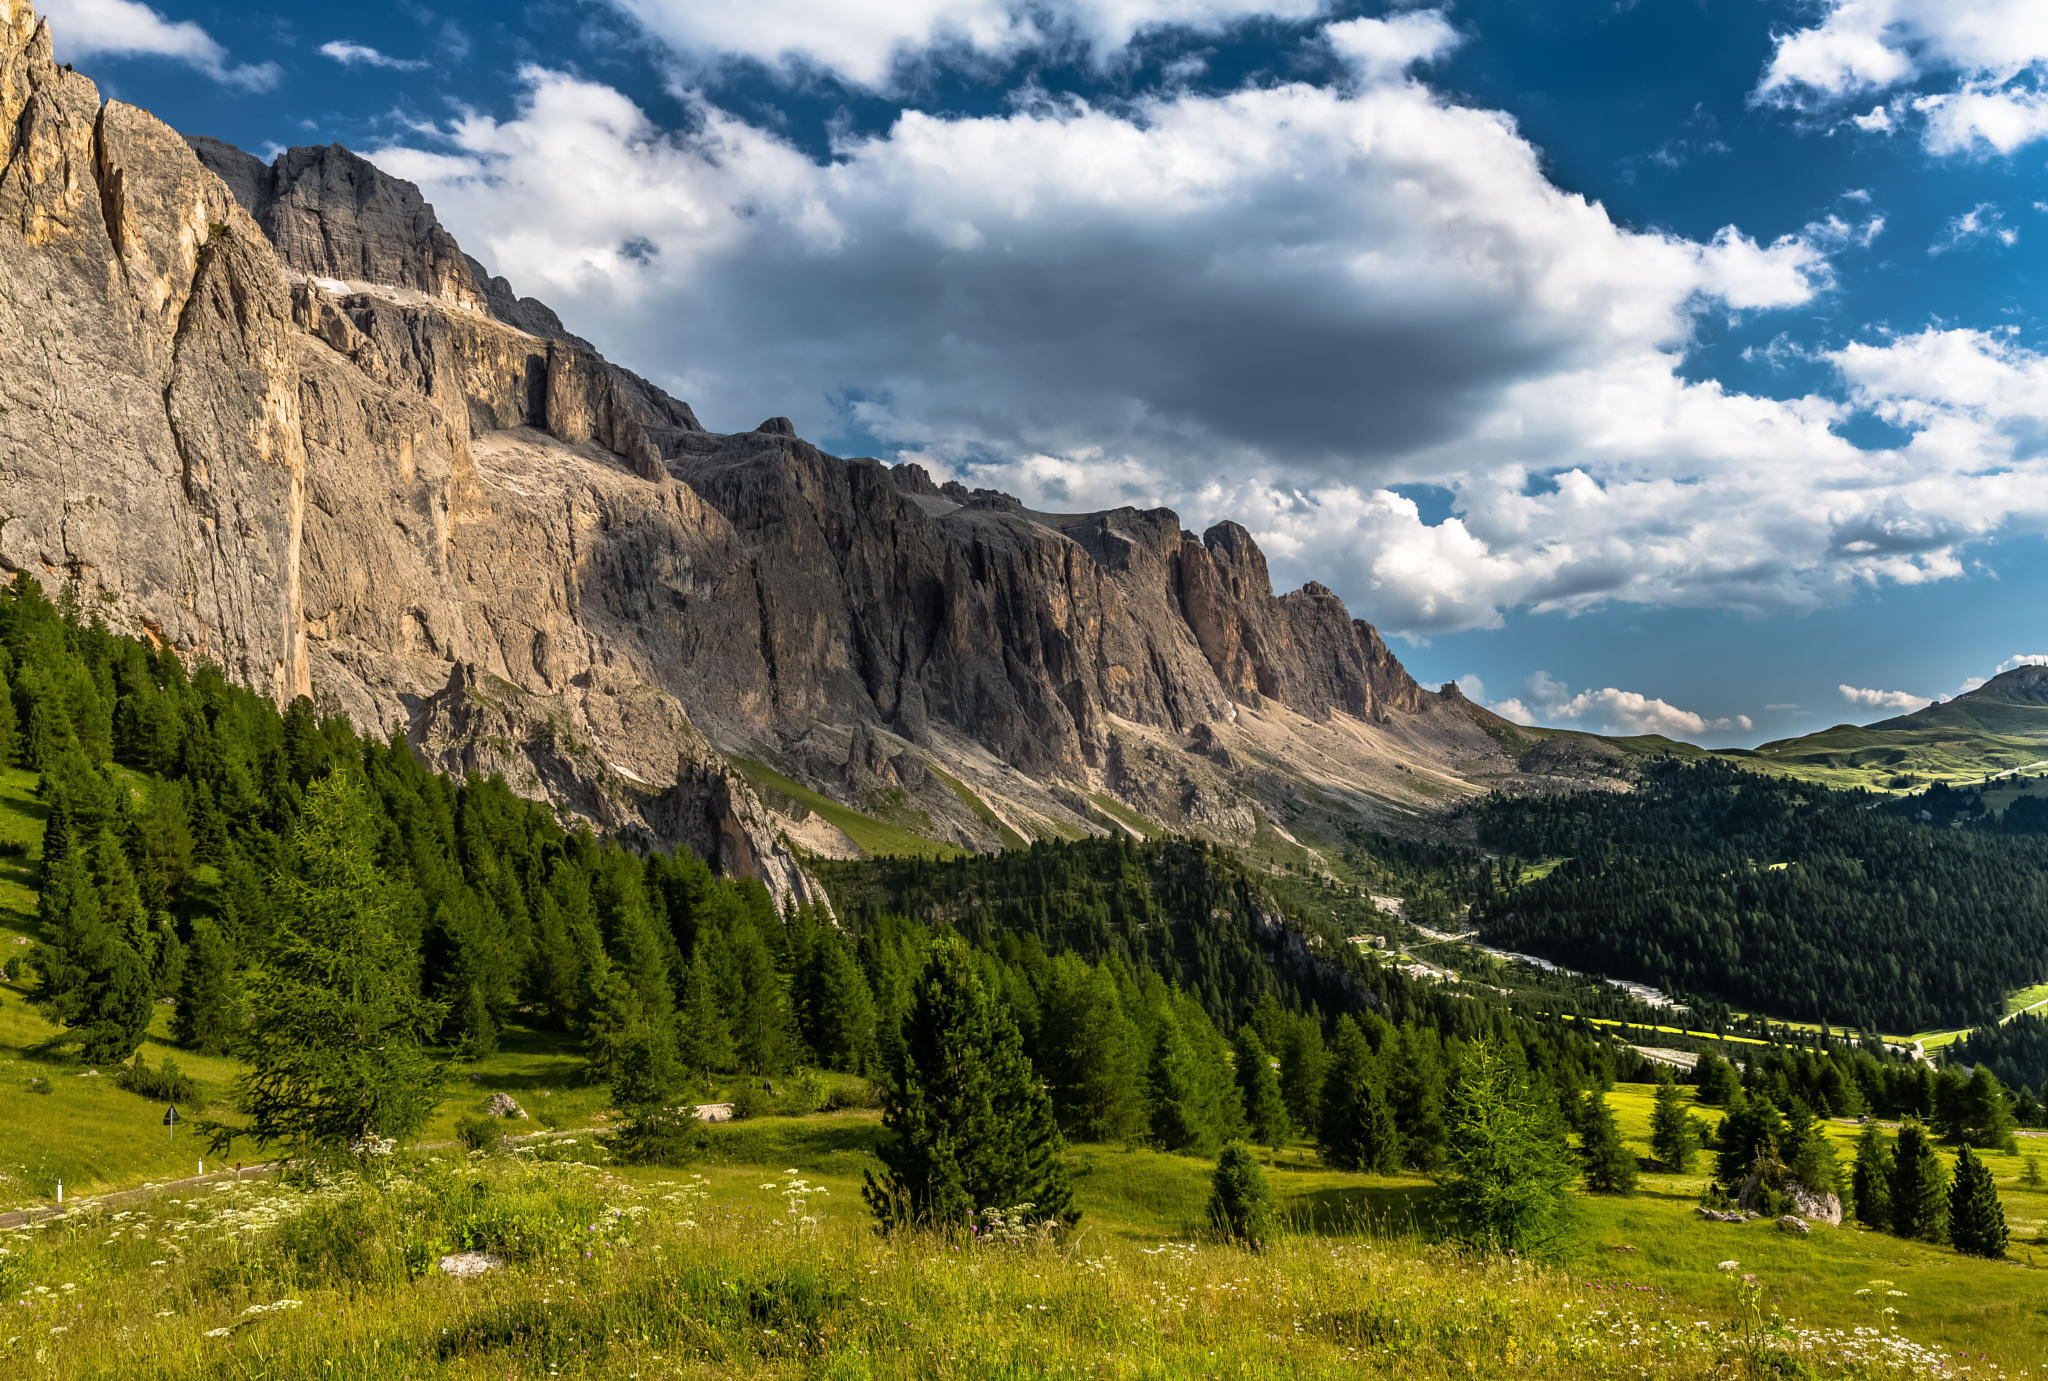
[{"left": 0, "top": 0, "right": 1577, "bottom": 882}]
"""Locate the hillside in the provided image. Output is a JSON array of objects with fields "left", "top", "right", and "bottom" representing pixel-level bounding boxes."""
[{"left": 1736, "top": 666, "right": 2048, "bottom": 792}]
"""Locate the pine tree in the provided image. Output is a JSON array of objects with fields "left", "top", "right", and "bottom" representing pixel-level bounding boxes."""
[
  {"left": 1850, "top": 1122, "right": 1893, "bottom": 1230},
  {"left": 674, "top": 945, "right": 736, "bottom": 1082},
  {"left": 1035, "top": 955, "right": 1147, "bottom": 1143},
  {"left": 172, "top": 916, "right": 243, "bottom": 1055},
  {"left": 1438, "top": 1041, "right": 1578, "bottom": 1255},
  {"left": 1649, "top": 1071, "right": 1701, "bottom": 1172},
  {"left": 1782, "top": 1101, "right": 1840, "bottom": 1197},
  {"left": 1388, "top": 1026, "right": 1448, "bottom": 1171},
  {"left": 798, "top": 930, "right": 877, "bottom": 1073},
  {"left": 1888, "top": 1117, "right": 1950, "bottom": 1244},
  {"left": 864, "top": 933, "right": 1074, "bottom": 1231},
  {"left": 1579, "top": 1090, "right": 1639, "bottom": 1195},
  {"left": 1693, "top": 1050, "right": 1739, "bottom": 1105},
  {"left": 1274, "top": 1011, "right": 1327, "bottom": 1133},
  {"left": 1148, "top": 1000, "right": 1221, "bottom": 1154},
  {"left": 1960, "top": 1065, "right": 2018, "bottom": 1152},
  {"left": 236, "top": 774, "right": 446, "bottom": 1149},
  {"left": 30, "top": 848, "right": 152, "bottom": 1065},
  {"left": 1318, "top": 1016, "right": 1391, "bottom": 1172},
  {"left": 1948, "top": 1145, "right": 2008, "bottom": 1259},
  {"left": 1234, "top": 1027, "right": 1291, "bottom": 1152},
  {"left": 1208, "top": 1140, "right": 1276, "bottom": 1249}
]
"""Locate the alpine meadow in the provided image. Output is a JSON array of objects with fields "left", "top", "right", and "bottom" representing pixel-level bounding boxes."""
[{"left": 6, "top": 0, "right": 2048, "bottom": 1377}]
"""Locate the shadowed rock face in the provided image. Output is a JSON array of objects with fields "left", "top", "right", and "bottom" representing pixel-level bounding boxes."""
[{"left": 0, "top": 0, "right": 1521, "bottom": 877}]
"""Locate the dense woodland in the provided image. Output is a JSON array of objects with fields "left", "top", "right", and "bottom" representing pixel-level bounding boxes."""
[
  {"left": 2, "top": 577, "right": 2030, "bottom": 1257},
  {"left": 1467, "top": 759, "right": 2048, "bottom": 1031},
  {"left": 4, "top": 575, "right": 1637, "bottom": 1165}
]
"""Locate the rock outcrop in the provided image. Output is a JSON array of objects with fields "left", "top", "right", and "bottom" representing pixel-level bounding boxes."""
[{"left": 0, "top": 0, "right": 1538, "bottom": 876}]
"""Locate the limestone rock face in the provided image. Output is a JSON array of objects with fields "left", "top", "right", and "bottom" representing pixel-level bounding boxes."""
[{"left": 0, "top": 0, "right": 1536, "bottom": 876}]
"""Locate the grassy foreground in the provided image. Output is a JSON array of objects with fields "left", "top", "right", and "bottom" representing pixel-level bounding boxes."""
[{"left": 0, "top": 1127, "right": 1988, "bottom": 1381}]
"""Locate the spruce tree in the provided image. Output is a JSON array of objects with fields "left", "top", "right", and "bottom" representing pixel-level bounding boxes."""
[
  {"left": 798, "top": 930, "right": 877, "bottom": 1073},
  {"left": 1035, "top": 955, "right": 1147, "bottom": 1143},
  {"left": 1318, "top": 1016, "right": 1389, "bottom": 1172},
  {"left": 674, "top": 945, "right": 736, "bottom": 1082},
  {"left": 1888, "top": 1118, "right": 1950, "bottom": 1244},
  {"left": 1579, "top": 1090, "right": 1639, "bottom": 1195},
  {"left": 1693, "top": 1051, "right": 1739, "bottom": 1105},
  {"left": 1850, "top": 1122, "right": 1893, "bottom": 1230},
  {"left": 1649, "top": 1071, "right": 1701, "bottom": 1172},
  {"left": 1234, "top": 1027, "right": 1291, "bottom": 1152},
  {"left": 172, "top": 916, "right": 243, "bottom": 1055},
  {"left": 1274, "top": 1011, "right": 1327, "bottom": 1133},
  {"left": 1948, "top": 1145, "right": 2008, "bottom": 1259},
  {"left": 1148, "top": 1000, "right": 1220, "bottom": 1154},
  {"left": 236, "top": 774, "right": 446, "bottom": 1149},
  {"left": 30, "top": 848, "right": 152, "bottom": 1065},
  {"left": 865, "top": 933, "right": 1074, "bottom": 1231},
  {"left": 1438, "top": 1041, "right": 1578, "bottom": 1255},
  {"left": 1208, "top": 1140, "right": 1276, "bottom": 1249},
  {"left": 1960, "top": 1066, "right": 2018, "bottom": 1152}
]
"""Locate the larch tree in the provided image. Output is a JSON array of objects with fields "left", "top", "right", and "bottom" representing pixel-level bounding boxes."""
[{"left": 236, "top": 773, "right": 446, "bottom": 1150}]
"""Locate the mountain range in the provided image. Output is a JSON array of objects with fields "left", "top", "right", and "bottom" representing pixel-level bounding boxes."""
[
  {"left": 3, "top": 0, "right": 2034, "bottom": 892},
  {"left": 1, "top": 0, "right": 1613, "bottom": 894}
]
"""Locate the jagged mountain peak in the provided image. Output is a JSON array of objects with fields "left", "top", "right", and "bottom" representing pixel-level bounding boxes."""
[{"left": 1, "top": 0, "right": 1529, "bottom": 877}]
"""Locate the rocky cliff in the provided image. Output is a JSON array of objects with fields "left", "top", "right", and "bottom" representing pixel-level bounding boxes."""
[{"left": 0, "top": 0, "right": 1529, "bottom": 879}]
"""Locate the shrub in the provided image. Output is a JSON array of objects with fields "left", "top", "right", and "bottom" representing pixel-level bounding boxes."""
[
  {"left": 1208, "top": 1140, "right": 1276, "bottom": 1249},
  {"left": 779, "top": 1068, "right": 826, "bottom": 1117},
  {"left": 611, "top": 1107, "right": 709, "bottom": 1166},
  {"left": 730, "top": 1083, "right": 774, "bottom": 1121},
  {"left": 115, "top": 1051, "right": 202, "bottom": 1108},
  {"left": 454, "top": 1114, "right": 505, "bottom": 1155}
]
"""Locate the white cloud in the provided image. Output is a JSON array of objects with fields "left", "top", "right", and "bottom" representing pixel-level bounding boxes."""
[
  {"left": 39, "top": 0, "right": 279, "bottom": 89},
  {"left": 605, "top": 0, "right": 1326, "bottom": 90},
  {"left": 1549, "top": 685, "right": 1750, "bottom": 739},
  {"left": 1996, "top": 654, "right": 2048, "bottom": 673},
  {"left": 1481, "top": 671, "right": 1748, "bottom": 740},
  {"left": 1840, "top": 684, "right": 1934, "bottom": 712},
  {"left": 376, "top": 49, "right": 1884, "bottom": 637},
  {"left": 1929, "top": 203, "right": 2016, "bottom": 254},
  {"left": 1757, "top": 0, "right": 2048, "bottom": 153},
  {"left": 1324, "top": 10, "right": 1460, "bottom": 83},
  {"left": 319, "top": 40, "right": 428, "bottom": 72}
]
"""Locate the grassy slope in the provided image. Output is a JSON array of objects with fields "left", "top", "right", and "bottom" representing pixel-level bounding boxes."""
[
  {"left": 1734, "top": 690, "right": 2048, "bottom": 792},
  {"left": 732, "top": 757, "right": 964, "bottom": 860}
]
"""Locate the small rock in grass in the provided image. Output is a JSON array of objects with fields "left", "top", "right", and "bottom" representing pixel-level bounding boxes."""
[
  {"left": 437, "top": 1252, "right": 504, "bottom": 1279},
  {"left": 1776, "top": 1216, "right": 1811, "bottom": 1236},
  {"left": 483, "top": 1093, "right": 527, "bottom": 1120}
]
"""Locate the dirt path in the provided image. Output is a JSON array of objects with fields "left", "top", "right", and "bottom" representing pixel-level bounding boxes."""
[
  {"left": 0, "top": 1162, "right": 283, "bottom": 1230},
  {"left": 0, "top": 1125, "right": 612, "bottom": 1231}
]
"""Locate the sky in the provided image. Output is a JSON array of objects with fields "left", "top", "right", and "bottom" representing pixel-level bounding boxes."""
[{"left": 37, "top": 0, "right": 2048, "bottom": 746}]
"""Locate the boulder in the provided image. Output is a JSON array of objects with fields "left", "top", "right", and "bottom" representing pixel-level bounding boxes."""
[
  {"left": 1738, "top": 1171, "right": 1841, "bottom": 1226},
  {"left": 483, "top": 1093, "right": 526, "bottom": 1120},
  {"left": 1776, "top": 1215, "right": 1811, "bottom": 1236},
  {"left": 437, "top": 1251, "right": 503, "bottom": 1279}
]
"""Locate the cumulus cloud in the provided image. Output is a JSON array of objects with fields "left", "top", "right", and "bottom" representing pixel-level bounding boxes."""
[
  {"left": 605, "top": 0, "right": 1326, "bottom": 89},
  {"left": 1960, "top": 653, "right": 2048, "bottom": 692},
  {"left": 1460, "top": 671, "right": 1748, "bottom": 740},
  {"left": 319, "top": 41, "right": 429, "bottom": 72},
  {"left": 1757, "top": 0, "right": 2048, "bottom": 154},
  {"left": 1840, "top": 684, "right": 1935, "bottom": 712},
  {"left": 40, "top": 0, "right": 279, "bottom": 89},
  {"left": 373, "top": 44, "right": 1892, "bottom": 637}
]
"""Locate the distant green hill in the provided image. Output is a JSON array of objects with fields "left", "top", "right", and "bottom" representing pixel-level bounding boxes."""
[{"left": 1733, "top": 665, "right": 2048, "bottom": 791}]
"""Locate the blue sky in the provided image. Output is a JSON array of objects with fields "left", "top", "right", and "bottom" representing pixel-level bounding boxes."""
[{"left": 43, "top": 0, "right": 2048, "bottom": 746}]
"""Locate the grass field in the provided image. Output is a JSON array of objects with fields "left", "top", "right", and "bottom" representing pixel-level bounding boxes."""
[{"left": 2, "top": 1084, "right": 2035, "bottom": 1379}]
